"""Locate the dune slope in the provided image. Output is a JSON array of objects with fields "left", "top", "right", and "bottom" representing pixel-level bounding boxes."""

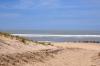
[{"left": 0, "top": 33, "right": 100, "bottom": 66}]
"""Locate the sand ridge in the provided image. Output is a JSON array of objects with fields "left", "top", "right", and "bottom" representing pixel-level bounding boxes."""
[{"left": 0, "top": 35, "right": 100, "bottom": 66}]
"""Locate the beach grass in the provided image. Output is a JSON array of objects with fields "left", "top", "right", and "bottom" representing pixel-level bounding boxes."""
[
  {"left": 0, "top": 32, "right": 31, "bottom": 43},
  {"left": 0, "top": 32, "right": 53, "bottom": 46}
]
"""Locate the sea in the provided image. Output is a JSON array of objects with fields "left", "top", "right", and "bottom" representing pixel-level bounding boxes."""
[{"left": 1, "top": 30, "right": 100, "bottom": 42}]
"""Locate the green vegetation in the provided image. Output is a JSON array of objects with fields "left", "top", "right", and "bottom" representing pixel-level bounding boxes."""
[
  {"left": 0, "top": 32, "right": 53, "bottom": 45},
  {"left": 0, "top": 32, "right": 12, "bottom": 37},
  {"left": 0, "top": 32, "right": 33, "bottom": 44},
  {"left": 34, "top": 41, "right": 53, "bottom": 46},
  {"left": 40, "top": 42, "right": 51, "bottom": 45},
  {"left": 14, "top": 35, "right": 33, "bottom": 44}
]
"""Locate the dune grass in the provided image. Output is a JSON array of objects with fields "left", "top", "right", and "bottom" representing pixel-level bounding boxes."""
[
  {"left": 0, "top": 32, "right": 53, "bottom": 46},
  {"left": 34, "top": 41, "right": 53, "bottom": 46},
  {"left": 0, "top": 32, "right": 33, "bottom": 44}
]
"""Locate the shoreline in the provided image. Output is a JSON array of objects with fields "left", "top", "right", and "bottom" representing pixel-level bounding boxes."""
[
  {"left": 1, "top": 33, "right": 100, "bottom": 66},
  {"left": 11, "top": 34, "right": 100, "bottom": 43},
  {"left": 12, "top": 34, "right": 100, "bottom": 37}
]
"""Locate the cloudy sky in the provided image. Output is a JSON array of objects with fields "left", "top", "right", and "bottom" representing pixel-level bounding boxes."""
[{"left": 0, "top": 0, "right": 100, "bottom": 31}]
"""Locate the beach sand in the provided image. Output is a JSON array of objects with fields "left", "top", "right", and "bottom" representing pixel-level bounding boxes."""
[{"left": 0, "top": 36, "right": 100, "bottom": 66}]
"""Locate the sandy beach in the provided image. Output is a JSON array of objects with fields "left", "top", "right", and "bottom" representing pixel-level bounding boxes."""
[
  {"left": 33, "top": 42, "right": 100, "bottom": 66},
  {"left": 0, "top": 0, "right": 100, "bottom": 66},
  {"left": 0, "top": 34, "right": 100, "bottom": 66}
]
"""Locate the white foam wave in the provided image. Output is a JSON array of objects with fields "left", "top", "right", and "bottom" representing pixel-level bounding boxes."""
[{"left": 11, "top": 34, "right": 100, "bottom": 38}]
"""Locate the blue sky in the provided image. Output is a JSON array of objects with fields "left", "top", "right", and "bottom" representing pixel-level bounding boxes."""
[{"left": 0, "top": 0, "right": 100, "bottom": 30}]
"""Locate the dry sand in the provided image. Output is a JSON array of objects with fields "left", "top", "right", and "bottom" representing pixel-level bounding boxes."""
[{"left": 0, "top": 36, "right": 100, "bottom": 66}]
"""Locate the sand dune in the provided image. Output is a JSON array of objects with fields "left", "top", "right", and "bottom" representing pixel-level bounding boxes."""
[{"left": 0, "top": 34, "right": 100, "bottom": 66}]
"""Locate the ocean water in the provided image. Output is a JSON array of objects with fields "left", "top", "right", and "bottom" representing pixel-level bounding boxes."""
[
  {"left": 11, "top": 34, "right": 100, "bottom": 42},
  {"left": 27, "top": 36, "right": 100, "bottom": 42},
  {"left": 1, "top": 30, "right": 100, "bottom": 42}
]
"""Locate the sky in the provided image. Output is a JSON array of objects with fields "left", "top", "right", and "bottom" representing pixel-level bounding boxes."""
[{"left": 0, "top": 0, "right": 100, "bottom": 31}]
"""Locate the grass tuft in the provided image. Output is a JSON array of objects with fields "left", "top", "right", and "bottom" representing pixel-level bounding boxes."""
[
  {"left": 0, "top": 32, "right": 32, "bottom": 44},
  {"left": 0, "top": 32, "right": 53, "bottom": 46}
]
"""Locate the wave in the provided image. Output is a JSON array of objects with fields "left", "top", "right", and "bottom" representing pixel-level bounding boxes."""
[{"left": 11, "top": 34, "right": 100, "bottom": 38}]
